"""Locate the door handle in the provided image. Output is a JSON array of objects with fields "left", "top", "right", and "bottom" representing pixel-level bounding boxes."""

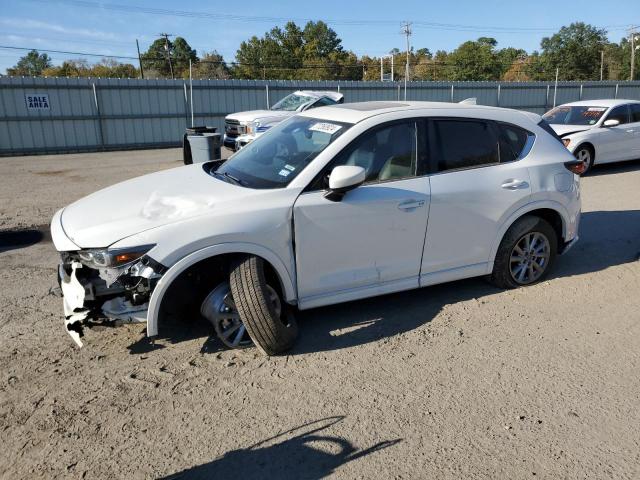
[
  {"left": 626, "top": 129, "right": 635, "bottom": 133},
  {"left": 501, "top": 179, "right": 529, "bottom": 190},
  {"left": 398, "top": 199, "right": 425, "bottom": 211}
]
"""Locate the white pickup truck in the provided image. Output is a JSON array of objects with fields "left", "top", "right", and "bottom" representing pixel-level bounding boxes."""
[{"left": 223, "top": 90, "right": 344, "bottom": 150}]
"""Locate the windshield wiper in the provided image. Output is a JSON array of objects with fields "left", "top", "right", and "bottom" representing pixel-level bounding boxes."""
[
  {"left": 211, "top": 170, "right": 249, "bottom": 187},
  {"left": 222, "top": 171, "right": 248, "bottom": 186}
]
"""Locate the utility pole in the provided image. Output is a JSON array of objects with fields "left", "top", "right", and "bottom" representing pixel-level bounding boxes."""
[
  {"left": 553, "top": 67, "right": 559, "bottom": 108},
  {"left": 401, "top": 21, "right": 412, "bottom": 101},
  {"left": 136, "top": 39, "right": 144, "bottom": 79},
  {"left": 160, "top": 32, "right": 174, "bottom": 80},
  {"left": 630, "top": 26, "right": 638, "bottom": 81},
  {"left": 600, "top": 50, "right": 604, "bottom": 81}
]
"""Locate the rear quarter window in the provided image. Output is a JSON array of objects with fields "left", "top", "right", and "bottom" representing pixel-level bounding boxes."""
[{"left": 497, "top": 123, "right": 534, "bottom": 162}]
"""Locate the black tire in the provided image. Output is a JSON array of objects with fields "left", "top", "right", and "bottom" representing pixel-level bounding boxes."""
[
  {"left": 229, "top": 256, "right": 298, "bottom": 355},
  {"left": 490, "top": 215, "right": 558, "bottom": 289},
  {"left": 573, "top": 144, "right": 594, "bottom": 175}
]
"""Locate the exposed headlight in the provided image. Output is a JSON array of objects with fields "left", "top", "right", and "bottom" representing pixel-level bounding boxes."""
[
  {"left": 562, "top": 138, "right": 571, "bottom": 147},
  {"left": 75, "top": 245, "right": 155, "bottom": 269}
]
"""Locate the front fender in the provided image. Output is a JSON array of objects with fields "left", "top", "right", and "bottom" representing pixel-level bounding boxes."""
[{"left": 146, "top": 242, "right": 297, "bottom": 337}]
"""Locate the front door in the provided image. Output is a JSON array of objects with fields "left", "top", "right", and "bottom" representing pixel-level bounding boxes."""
[
  {"left": 597, "top": 104, "right": 635, "bottom": 163},
  {"left": 293, "top": 120, "right": 430, "bottom": 305}
]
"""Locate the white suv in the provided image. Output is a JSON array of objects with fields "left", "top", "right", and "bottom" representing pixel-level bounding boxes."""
[{"left": 52, "top": 101, "right": 581, "bottom": 354}]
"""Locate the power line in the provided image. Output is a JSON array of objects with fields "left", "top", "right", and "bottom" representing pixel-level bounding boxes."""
[{"left": 25, "top": 0, "right": 636, "bottom": 34}]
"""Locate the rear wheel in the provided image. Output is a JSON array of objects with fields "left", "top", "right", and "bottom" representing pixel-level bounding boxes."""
[
  {"left": 229, "top": 256, "right": 298, "bottom": 355},
  {"left": 574, "top": 145, "right": 594, "bottom": 175},
  {"left": 490, "top": 216, "right": 558, "bottom": 289}
]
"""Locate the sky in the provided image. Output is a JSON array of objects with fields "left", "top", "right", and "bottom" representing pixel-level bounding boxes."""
[{"left": 0, "top": 0, "right": 637, "bottom": 73}]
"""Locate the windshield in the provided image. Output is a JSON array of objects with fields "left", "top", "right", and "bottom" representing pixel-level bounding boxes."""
[
  {"left": 543, "top": 105, "right": 608, "bottom": 126},
  {"left": 215, "top": 116, "right": 352, "bottom": 189},
  {"left": 271, "top": 93, "right": 315, "bottom": 111}
]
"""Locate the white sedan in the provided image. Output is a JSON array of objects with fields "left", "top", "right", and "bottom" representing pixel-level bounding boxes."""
[{"left": 543, "top": 99, "right": 640, "bottom": 174}]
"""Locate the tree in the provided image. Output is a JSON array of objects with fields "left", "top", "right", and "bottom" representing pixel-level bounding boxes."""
[
  {"left": 141, "top": 36, "right": 198, "bottom": 78},
  {"left": 446, "top": 38, "right": 501, "bottom": 80},
  {"left": 191, "top": 51, "right": 230, "bottom": 79},
  {"left": 40, "top": 58, "right": 137, "bottom": 78},
  {"left": 7, "top": 50, "right": 52, "bottom": 76},
  {"left": 538, "top": 22, "right": 608, "bottom": 80},
  {"left": 91, "top": 59, "right": 138, "bottom": 78},
  {"left": 302, "top": 21, "right": 342, "bottom": 59},
  {"left": 235, "top": 21, "right": 355, "bottom": 80},
  {"left": 42, "top": 59, "right": 90, "bottom": 77}
]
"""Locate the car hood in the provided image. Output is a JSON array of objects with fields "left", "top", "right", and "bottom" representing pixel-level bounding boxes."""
[
  {"left": 61, "top": 164, "right": 256, "bottom": 248},
  {"left": 549, "top": 124, "right": 594, "bottom": 137},
  {"left": 226, "top": 110, "right": 292, "bottom": 123}
]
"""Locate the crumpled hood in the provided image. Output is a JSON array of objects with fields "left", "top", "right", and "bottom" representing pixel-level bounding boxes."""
[
  {"left": 226, "top": 110, "right": 292, "bottom": 124},
  {"left": 549, "top": 124, "right": 593, "bottom": 137},
  {"left": 61, "top": 164, "right": 252, "bottom": 248}
]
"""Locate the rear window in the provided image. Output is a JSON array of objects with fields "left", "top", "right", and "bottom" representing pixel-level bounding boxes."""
[{"left": 433, "top": 119, "right": 499, "bottom": 171}]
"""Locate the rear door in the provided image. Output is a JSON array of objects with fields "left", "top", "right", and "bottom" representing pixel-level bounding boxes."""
[
  {"left": 293, "top": 119, "right": 430, "bottom": 303},
  {"left": 420, "top": 118, "right": 533, "bottom": 281}
]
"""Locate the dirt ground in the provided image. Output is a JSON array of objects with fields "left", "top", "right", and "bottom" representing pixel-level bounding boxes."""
[{"left": 0, "top": 148, "right": 639, "bottom": 479}]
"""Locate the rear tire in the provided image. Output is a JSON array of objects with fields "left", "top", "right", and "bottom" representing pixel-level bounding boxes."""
[
  {"left": 490, "top": 216, "right": 558, "bottom": 289},
  {"left": 229, "top": 256, "right": 298, "bottom": 355}
]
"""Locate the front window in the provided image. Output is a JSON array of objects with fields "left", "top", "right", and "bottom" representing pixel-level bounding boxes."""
[
  {"left": 543, "top": 105, "right": 608, "bottom": 126},
  {"left": 214, "top": 116, "right": 351, "bottom": 189},
  {"left": 271, "top": 93, "right": 315, "bottom": 111}
]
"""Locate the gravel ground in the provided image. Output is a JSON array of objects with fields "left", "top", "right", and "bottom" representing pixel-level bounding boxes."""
[{"left": 0, "top": 149, "right": 639, "bottom": 479}]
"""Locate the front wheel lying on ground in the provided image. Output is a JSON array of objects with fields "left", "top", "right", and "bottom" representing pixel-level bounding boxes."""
[
  {"left": 229, "top": 255, "right": 298, "bottom": 355},
  {"left": 490, "top": 215, "right": 558, "bottom": 289}
]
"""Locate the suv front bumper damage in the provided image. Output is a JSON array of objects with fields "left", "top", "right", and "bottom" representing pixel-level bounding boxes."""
[{"left": 59, "top": 256, "right": 164, "bottom": 347}]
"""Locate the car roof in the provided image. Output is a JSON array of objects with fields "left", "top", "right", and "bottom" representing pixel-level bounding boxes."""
[
  {"left": 298, "top": 100, "right": 540, "bottom": 125},
  {"left": 556, "top": 99, "right": 640, "bottom": 108}
]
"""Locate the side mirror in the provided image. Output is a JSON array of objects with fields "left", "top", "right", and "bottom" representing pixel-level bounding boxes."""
[
  {"left": 603, "top": 119, "right": 620, "bottom": 127},
  {"left": 324, "top": 166, "right": 366, "bottom": 202}
]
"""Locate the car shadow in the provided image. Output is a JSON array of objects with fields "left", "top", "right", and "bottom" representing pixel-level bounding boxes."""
[
  {"left": 586, "top": 158, "right": 640, "bottom": 176},
  {"left": 158, "top": 416, "right": 401, "bottom": 480},
  {"left": 0, "top": 225, "right": 51, "bottom": 254},
  {"left": 129, "top": 209, "right": 640, "bottom": 356}
]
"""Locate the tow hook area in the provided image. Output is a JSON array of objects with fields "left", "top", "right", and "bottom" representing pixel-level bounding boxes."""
[{"left": 58, "top": 257, "right": 163, "bottom": 347}]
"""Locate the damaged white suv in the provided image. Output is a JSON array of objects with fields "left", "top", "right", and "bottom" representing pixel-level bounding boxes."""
[{"left": 52, "top": 101, "right": 581, "bottom": 355}]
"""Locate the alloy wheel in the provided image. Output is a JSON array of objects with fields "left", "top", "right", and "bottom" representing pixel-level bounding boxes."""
[{"left": 509, "top": 232, "right": 551, "bottom": 285}]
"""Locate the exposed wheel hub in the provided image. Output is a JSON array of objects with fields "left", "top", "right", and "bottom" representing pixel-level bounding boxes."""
[
  {"left": 200, "top": 282, "right": 282, "bottom": 349},
  {"left": 200, "top": 282, "right": 253, "bottom": 349}
]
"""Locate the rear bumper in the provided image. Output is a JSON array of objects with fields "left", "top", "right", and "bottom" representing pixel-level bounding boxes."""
[{"left": 559, "top": 235, "right": 579, "bottom": 255}]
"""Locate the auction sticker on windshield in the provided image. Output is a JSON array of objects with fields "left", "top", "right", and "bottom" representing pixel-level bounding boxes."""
[{"left": 309, "top": 122, "right": 342, "bottom": 135}]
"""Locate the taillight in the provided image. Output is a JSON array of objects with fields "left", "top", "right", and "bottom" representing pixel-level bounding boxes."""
[{"left": 564, "top": 159, "right": 587, "bottom": 175}]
